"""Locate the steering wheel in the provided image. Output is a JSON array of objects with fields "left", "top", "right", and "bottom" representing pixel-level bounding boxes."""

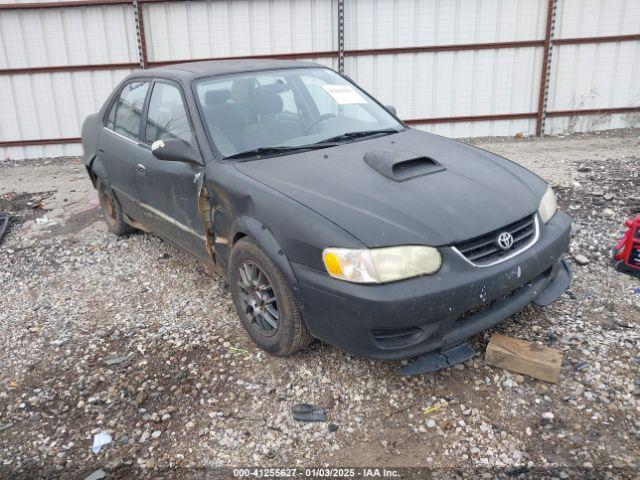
[{"left": 305, "top": 113, "right": 337, "bottom": 134}]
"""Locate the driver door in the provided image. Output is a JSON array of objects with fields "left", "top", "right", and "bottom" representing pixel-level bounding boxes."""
[{"left": 135, "top": 79, "right": 208, "bottom": 261}]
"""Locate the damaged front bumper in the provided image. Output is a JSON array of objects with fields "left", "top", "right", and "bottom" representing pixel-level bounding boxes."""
[{"left": 293, "top": 211, "right": 572, "bottom": 361}]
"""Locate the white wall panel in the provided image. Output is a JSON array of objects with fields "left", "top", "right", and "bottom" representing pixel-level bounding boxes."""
[
  {"left": 1, "top": 0, "right": 639, "bottom": 159},
  {"left": 342, "top": 0, "right": 547, "bottom": 138},
  {"left": 546, "top": 112, "right": 640, "bottom": 135},
  {"left": 344, "top": 0, "right": 547, "bottom": 49},
  {"left": 144, "top": 0, "right": 336, "bottom": 62},
  {"left": 555, "top": 0, "right": 640, "bottom": 38},
  {"left": 346, "top": 47, "right": 542, "bottom": 127},
  {"left": 0, "top": 143, "right": 83, "bottom": 161},
  {"left": 1, "top": 0, "right": 93, "bottom": 3},
  {"left": 0, "top": 5, "right": 138, "bottom": 69},
  {"left": 0, "top": 69, "right": 131, "bottom": 154},
  {"left": 547, "top": 41, "right": 640, "bottom": 111},
  {"left": 413, "top": 118, "right": 537, "bottom": 138}
]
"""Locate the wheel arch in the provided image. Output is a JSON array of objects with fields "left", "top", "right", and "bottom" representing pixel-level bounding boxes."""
[
  {"left": 86, "top": 154, "right": 110, "bottom": 190},
  {"left": 231, "top": 216, "right": 303, "bottom": 304}
]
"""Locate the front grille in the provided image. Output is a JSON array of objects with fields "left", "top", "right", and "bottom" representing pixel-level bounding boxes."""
[
  {"left": 371, "top": 326, "right": 423, "bottom": 348},
  {"left": 454, "top": 214, "right": 537, "bottom": 266}
]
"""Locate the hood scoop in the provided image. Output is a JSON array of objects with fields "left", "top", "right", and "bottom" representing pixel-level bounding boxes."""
[{"left": 364, "top": 150, "right": 446, "bottom": 182}]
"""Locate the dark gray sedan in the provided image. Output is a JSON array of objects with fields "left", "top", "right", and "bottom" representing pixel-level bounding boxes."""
[{"left": 81, "top": 59, "right": 571, "bottom": 369}]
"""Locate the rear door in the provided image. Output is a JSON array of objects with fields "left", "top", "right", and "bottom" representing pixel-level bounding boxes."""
[
  {"left": 135, "top": 79, "right": 208, "bottom": 259},
  {"left": 100, "top": 80, "right": 150, "bottom": 221}
]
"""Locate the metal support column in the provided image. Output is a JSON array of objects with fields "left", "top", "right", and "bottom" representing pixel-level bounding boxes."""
[
  {"left": 133, "top": 0, "right": 148, "bottom": 68},
  {"left": 337, "top": 0, "right": 345, "bottom": 73},
  {"left": 536, "top": 0, "right": 558, "bottom": 137}
]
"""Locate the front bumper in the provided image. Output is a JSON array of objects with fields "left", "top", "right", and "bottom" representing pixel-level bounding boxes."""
[{"left": 293, "top": 211, "right": 572, "bottom": 360}]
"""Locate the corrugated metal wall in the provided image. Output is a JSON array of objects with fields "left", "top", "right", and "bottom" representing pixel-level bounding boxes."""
[
  {"left": 0, "top": 3, "right": 137, "bottom": 158},
  {"left": 144, "top": 0, "right": 336, "bottom": 62},
  {"left": 343, "top": 0, "right": 547, "bottom": 137},
  {"left": 0, "top": 0, "right": 639, "bottom": 160},
  {"left": 545, "top": 0, "right": 640, "bottom": 134}
]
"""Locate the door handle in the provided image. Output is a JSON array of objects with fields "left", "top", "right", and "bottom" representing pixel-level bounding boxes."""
[{"left": 136, "top": 164, "right": 146, "bottom": 172}]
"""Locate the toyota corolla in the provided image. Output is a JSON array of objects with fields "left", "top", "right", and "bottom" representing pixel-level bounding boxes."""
[{"left": 81, "top": 59, "right": 571, "bottom": 368}]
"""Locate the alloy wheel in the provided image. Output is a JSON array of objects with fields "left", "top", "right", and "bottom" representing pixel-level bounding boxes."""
[{"left": 237, "top": 261, "right": 279, "bottom": 336}]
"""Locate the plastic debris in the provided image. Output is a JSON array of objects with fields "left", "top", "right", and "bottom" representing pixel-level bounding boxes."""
[
  {"left": 229, "top": 346, "right": 249, "bottom": 354},
  {"left": 0, "top": 423, "right": 14, "bottom": 432},
  {"left": 292, "top": 403, "right": 327, "bottom": 422},
  {"left": 422, "top": 402, "right": 446, "bottom": 416},
  {"left": 399, "top": 342, "right": 475, "bottom": 375},
  {"left": 85, "top": 469, "right": 107, "bottom": 480},
  {"left": 91, "top": 432, "right": 112, "bottom": 454},
  {"left": 0, "top": 213, "right": 9, "bottom": 245}
]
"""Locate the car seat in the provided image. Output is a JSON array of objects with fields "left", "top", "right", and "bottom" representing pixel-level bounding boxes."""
[{"left": 244, "top": 93, "right": 303, "bottom": 150}]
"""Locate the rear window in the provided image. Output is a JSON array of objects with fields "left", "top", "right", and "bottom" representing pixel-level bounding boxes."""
[{"left": 106, "top": 81, "right": 149, "bottom": 141}]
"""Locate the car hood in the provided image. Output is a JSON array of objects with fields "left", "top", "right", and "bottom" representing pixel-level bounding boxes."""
[{"left": 234, "top": 129, "right": 546, "bottom": 247}]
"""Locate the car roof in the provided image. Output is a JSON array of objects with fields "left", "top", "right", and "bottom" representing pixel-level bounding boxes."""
[{"left": 136, "top": 59, "right": 323, "bottom": 81}]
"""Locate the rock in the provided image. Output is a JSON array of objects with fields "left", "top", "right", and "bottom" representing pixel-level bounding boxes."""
[
  {"left": 573, "top": 254, "right": 589, "bottom": 266},
  {"left": 151, "top": 430, "right": 162, "bottom": 439},
  {"left": 104, "top": 356, "right": 129, "bottom": 366},
  {"left": 426, "top": 419, "right": 436, "bottom": 428},
  {"left": 85, "top": 469, "right": 107, "bottom": 480},
  {"left": 540, "top": 412, "right": 554, "bottom": 426}
]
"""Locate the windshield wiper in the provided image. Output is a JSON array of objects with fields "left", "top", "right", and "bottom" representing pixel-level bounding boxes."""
[
  {"left": 225, "top": 143, "right": 338, "bottom": 160},
  {"left": 317, "top": 128, "right": 400, "bottom": 144}
]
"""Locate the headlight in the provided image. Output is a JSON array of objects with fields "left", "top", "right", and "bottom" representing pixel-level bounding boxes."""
[
  {"left": 538, "top": 185, "right": 558, "bottom": 223},
  {"left": 322, "top": 246, "right": 442, "bottom": 283}
]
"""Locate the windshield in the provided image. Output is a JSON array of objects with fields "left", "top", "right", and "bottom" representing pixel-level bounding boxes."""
[{"left": 194, "top": 68, "right": 403, "bottom": 158}]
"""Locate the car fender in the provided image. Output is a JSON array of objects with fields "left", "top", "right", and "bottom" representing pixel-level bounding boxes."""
[
  {"left": 85, "top": 153, "right": 110, "bottom": 189},
  {"left": 232, "top": 215, "right": 304, "bottom": 303}
]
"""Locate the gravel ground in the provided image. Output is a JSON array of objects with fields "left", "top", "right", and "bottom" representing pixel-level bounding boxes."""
[{"left": 1, "top": 130, "right": 639, "bottom": 479}]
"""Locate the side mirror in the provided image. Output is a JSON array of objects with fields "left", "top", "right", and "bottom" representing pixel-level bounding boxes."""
[
  {"left": 151, "top": 138, "right": 201, "bottom": 164},
  {"left": 385, "top": 105, "right": 397, "bottom": 116}
]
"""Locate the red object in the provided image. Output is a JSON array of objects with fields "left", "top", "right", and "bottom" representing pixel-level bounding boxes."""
[{"left": 613, "top": 214, "right": 640, "bottom": 277}]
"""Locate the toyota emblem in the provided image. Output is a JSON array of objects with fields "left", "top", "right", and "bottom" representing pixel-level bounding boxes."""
[{"left": 496, "top": 231, "right": 514, "bottom": 250}]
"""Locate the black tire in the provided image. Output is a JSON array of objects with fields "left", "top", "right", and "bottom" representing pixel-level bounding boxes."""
[
  {"left": 229, "top": 238, "right": 314, "bottom": 356},
  {"left": 97, "top": 181, "right": 135, "bottom": 236}
]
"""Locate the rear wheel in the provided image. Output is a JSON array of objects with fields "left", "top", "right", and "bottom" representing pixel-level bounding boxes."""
[
  {"left": 229, "top": 238, "right": 313, "bottom": 356},
  {"left": 97, "top": 182, "right": 134, "bottom": 236}
]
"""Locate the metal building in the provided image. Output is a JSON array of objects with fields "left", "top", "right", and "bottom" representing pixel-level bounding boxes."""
[{"left": 1, "top": 0, "right": 639, "bottom": 160}]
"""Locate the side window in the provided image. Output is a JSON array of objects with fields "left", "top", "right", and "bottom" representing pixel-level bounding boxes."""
[
  {"left": 106, "top": 100, "right": 116, "bottom": 130},
  {"left": 145, "top": 82, "right": 194, "bottom": 146},
  {"left": 108, "top": 81, "right": 149, "bottom": 140}
]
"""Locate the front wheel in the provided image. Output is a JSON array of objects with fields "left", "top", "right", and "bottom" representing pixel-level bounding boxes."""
[{"left": 228, "top": 238, "right": 313, "bottom": 356}]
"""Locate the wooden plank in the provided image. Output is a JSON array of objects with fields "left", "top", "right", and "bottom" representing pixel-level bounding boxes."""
[{"left": 484, "top": 334, "right": 563, "bottom": 383}]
